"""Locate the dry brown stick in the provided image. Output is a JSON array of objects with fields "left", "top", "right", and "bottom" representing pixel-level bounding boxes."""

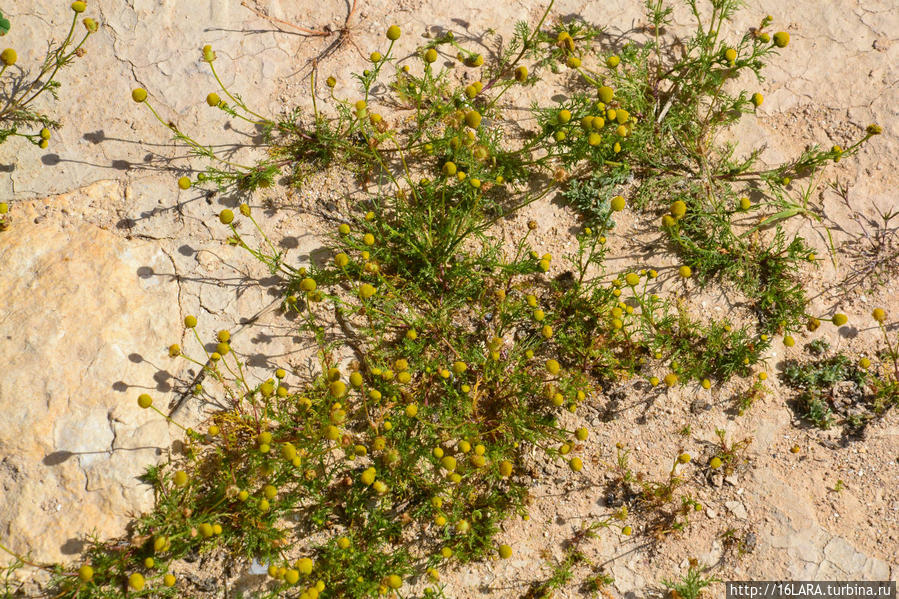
[{"left": 240, "top": 1, "right": 331, "bottom": 36}]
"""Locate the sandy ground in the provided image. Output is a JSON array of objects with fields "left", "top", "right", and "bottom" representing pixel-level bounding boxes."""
[{"left": 1, "top": 0, "right": 897, "bottom": 597}]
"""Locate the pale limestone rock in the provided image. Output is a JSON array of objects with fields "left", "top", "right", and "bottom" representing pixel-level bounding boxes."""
[{"left": 0, "top": 186, "right": 180, "bottom": 565}]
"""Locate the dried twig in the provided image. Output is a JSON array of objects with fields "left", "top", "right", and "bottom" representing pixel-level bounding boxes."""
[{"left": 240, "top": 1, "right": 330, "bottom": 36}]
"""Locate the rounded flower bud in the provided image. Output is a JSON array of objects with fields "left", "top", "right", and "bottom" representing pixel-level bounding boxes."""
[
  {"left": 78, "top": 565, "right": 94, "bottom": 582},
  {"left": 598, "top": 86, "right": 614, "bottom": 103},
  {"left": 128, "top": 573, "right": 145, "bottom": 591}
]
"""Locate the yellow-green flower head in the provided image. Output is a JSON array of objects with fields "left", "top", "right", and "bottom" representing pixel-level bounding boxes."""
[
  {"left": 866, "top": 124, "right": 882, "bottom": 135},
  {"left": 424, "top": 48, "right": 438, "bottom": 63},
  {"left": 350, "top": 372, "right": 362, "bottom": 387},
  {"left": 78, "top": 565, "right": 94, "bottom": 582},
  {"left": 386, "top": 574, "right": 403, "bottom": 589},
  {"left": 219, "top": 209, "right": 234, "bottom": 224},
  {"left": 178, "top": 176, "right": 191, "bottom": 190},
  {"left": 83, "top": 18, "right": 98, "bottom": 33},
  {"left": 329, "top": 380, "right": 346, "bottom": 398},
  {"left": 557, "top": 31, "right": 575, "bottom": 51},
  {"left": 515, "top": 65, "right": 528, "bottom": 82},
  {"left": 206, "top": 92, "right": 221, "bottom": 107},
  {"left": 295, "top": 557, "right": 313, "bottom": 575},
  {"left": 751, "top": 92, "right": 763, "bottom": 107},
  {"left": 598, "top": 86, "right": 614, "bottom": 103},
  {"left": 71, "top": 2, "right": 87, "bottom": 13},
  {"left": 566, "top": 55, "right": 581, "bottom": 68},
  {"left": 773, "top": 31, "right": 790, "bottom": 47},
  {"left": 724, "top": 48, "right": 737, "bottom": 62},
  {"left": 465, "top": 110, "right": 482, "bottom": 129},
  {"left": 606, "top": 55, "right": 620, "bottom": 68},
  {"left": 131, "top": 88, "right": 148, "bottom": 103},
  {"left": 831, "top": 313, "right": 848, "bottom": 326},
  {"left": 679, "top": 265, "right": 692, "bottom": 278},
  {"left": 137, "top": 393, "right": 152, "bottom": 409},
  {"left": 610, "top": 195, "right": 625, "bottom": 211},
  {"left": 872, "top": 308, "right": 886, "bottom": 322},
  {"left": 370, "top": 51, "right": 382, "bottom": 63},
  {"left": 202, "top": 44, "right": 216, "bottom": 62},
  {"left": 498, "top": 544, "right": 513, "bottom": 559},
  {"left": 173, "top": 470, "right": 189, "bottom": 486},
  {"left": 128, "top": 573, "right": 145, "bottom": 591},
  {"left": 670, "top": 200, "right": 686, "bottom": 218},
  {"left": 386, "top": 25, "right": 401, "bottom": 41},
  {"left": 359, "top": 283, "right": 376, "bottom": 299}
]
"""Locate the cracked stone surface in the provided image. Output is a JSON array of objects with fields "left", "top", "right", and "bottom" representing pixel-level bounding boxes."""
[
  {"left": 750, "top": 467, "right": 892, "bottom": 580},
  {"left": 0, "top": 184, "right": 178, "bottom": 563}
]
